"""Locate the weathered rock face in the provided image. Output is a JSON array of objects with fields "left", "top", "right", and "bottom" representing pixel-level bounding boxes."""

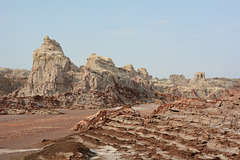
[
  {"left": 62, "top": 53, "right": 155, "bottom": 108},
  {"left": 0, "top": 68, "right": 30, "bottom": 96},
  {"left": 17, "top": 36, "right": 79, "bottom": 97},
  {"left": 152, "top": 72, "right": 238, "bottom": 99}
]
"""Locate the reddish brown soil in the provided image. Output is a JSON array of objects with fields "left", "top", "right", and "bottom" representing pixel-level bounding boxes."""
[
  {"left": 0, "top": 108, "right": 102, "bottom": 160},
  {"left": 0, "top": 104, "right": 158, "bottom": 160}
]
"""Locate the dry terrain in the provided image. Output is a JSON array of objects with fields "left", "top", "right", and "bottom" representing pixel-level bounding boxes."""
[
  {"left": 24, "top": 94, "right": 240, "bottom": 160},
  {"left": 0, "top": 108, "right": 102, "bottom": 160},
  {"left": 0, "top": 104, "right": 157, "bottom": 160}
]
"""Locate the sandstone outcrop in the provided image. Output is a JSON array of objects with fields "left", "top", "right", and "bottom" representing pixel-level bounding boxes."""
[
  {"left": 0, "top": 68, "right": 30, "bottom": 96},
  {"left": 17, "top": 35, "right": 79, "bottom": 97}
]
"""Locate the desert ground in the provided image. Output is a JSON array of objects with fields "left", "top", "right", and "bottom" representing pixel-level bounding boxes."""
[{"left": 0, "top": 104, "right": 158, "bottom": 160}]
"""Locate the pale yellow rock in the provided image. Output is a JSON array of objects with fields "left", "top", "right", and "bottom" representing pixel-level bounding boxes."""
[{"left": 17, "top": 36, "right": 79, "bottom": 97}]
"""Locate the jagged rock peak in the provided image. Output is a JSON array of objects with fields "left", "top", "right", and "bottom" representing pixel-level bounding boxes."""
[
  {"left": 33, "top": 36, "right": 66, "bottom": 62},
  {"left": 121, "top": 64, "right": 136, "bottom": 72},
  {"left": 16, "top": 35, "right": 79, "bottom": 97},
  {"left": 85, "top": 53, "right": 116, "bottom": 70},
  {"left": 39, "top": 35, "right": 63, "bottom": 53}
]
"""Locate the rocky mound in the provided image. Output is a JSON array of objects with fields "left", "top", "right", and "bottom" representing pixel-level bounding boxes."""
[{"left": 0, "top": 68, "right": 30, "bottom": 96}]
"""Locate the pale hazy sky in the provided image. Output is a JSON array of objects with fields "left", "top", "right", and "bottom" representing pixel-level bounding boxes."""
[{"left": 0, "top": 0, "right": 240, "bottom": 78}]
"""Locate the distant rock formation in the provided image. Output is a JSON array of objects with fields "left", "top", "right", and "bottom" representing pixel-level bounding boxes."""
[
  {"left": 152, "top": 72, "right": 238, "bottom": 99},
  {"left": 0, "top": 68, "right": 30, "bottom": 96}
]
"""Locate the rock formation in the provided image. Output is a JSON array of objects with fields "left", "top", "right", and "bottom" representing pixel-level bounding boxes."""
[
  {"left": 0, "top": 68, "right": 30, "bottom": 96},
  {"left": 152, "top": 72, "right": 238, "bottom": 99},
  {"left": 10, "top": 36, "right": 155, "bottom": 109},
  {"left": 60, "top": 53, "right": 155, "bottom": 108},
  {"left": 17, "top": 35, "right": 79, "bottom": 97},
  {"left": 1, "top": 35, "right": 239, "bottom": 112}
]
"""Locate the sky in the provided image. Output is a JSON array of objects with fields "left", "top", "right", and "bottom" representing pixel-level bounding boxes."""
[{"left": 0, "top": 0, "right": 240, "bottom": 79}]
